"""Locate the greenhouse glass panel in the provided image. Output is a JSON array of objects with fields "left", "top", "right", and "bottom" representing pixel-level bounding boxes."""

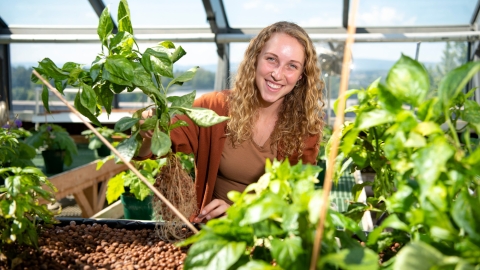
[
  {"left": 102, "top": 0, "right": 209, "bottom": 26},
  {"left": 354, "top": 0, "right": 476, "bottom": 27},
  {"left": 224, "top": 0, "right": 343, "bottom": 27},
  {"left": 0, "top": 0, "right": 99, "bottom": 26}
]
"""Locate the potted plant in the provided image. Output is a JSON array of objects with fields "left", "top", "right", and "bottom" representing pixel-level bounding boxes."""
[
  {"left": 25, "top": 123, "right": 78, "bottom": 174},
  {"left": 81, "top": 126, "right": 126, "bottom": 157},
  {"left": 32, "top": 0, "right": 228, "bottom": 238},
  {"left": 330, "top": 55, "right": 480, "bottom": 268}
]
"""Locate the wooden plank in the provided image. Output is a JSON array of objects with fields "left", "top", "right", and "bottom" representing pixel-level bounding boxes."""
[
  {"left": 73, "top": 191, "right": 94, "bottom": 218},
  {"left": 96, "top": 181, "right": 109, "bottom": 212},
  {"left": 48, "top": 159, "right": 128, "bottom": 199},
  {"left": 90, "top": 200, "right": 124, "bottom": 219}
]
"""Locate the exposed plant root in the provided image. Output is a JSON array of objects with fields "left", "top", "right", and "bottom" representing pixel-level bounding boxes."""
[{"left": 152, "top": 153, "right": 198, "bottom": 242}]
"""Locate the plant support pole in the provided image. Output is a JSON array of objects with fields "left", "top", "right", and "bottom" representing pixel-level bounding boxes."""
[
  {"left": 32, "top": 70, "right": 199, "bottom": 234},
  {"left": 309, "top": 0, "right": 359, "bottom": 269}
]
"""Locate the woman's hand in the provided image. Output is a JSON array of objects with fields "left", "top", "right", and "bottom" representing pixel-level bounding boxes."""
[{"left": 193, "top": 199, "right": 230, "bottom": 223}]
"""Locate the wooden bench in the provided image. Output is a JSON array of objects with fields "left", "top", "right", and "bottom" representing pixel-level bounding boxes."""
[{"left": 44, "top": 159, "right": 128, "bottom": 218}]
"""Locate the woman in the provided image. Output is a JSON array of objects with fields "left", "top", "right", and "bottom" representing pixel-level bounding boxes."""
[{"left": 137, "top": 21, "right": 324, "bottom": 223}]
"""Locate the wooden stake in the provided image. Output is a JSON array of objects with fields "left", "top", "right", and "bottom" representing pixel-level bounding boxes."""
[
  {"left": 32, "top": 70, "right": 199, "bottom": 234},
  {"left": 309, "top": 0, "right": 359, "bottom": 269}
]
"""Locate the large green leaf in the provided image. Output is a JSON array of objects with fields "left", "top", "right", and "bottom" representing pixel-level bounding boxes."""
[
  {"left": 173, "top": 107, "right": 229, "bottom": 127},
  {"left": 41, "top": 85, "right": 50, "bottom": 113},
  {"left": 118, "top": 0, "right": 133, "bottom": 34},
  {"left": 393, "top": 241, "right": 445, "bottom": 270},
  {"left": 438, "top": 61, "right": 480, "bottom": 108},
  {"left": 451, "top": 190, "right": 480, "bottom": 243},
  {"left": 320, "top": 247, "right": 379, "bottom": 270},
  {"left": 240, "top": 194, "right": 287, "bottom": 225},
  {"left": 38, "top": 58, "right": 69, "bottom": 81},
  {"left": 385, "top": 54, "right": 429, "bottom": 106},
  {"left": 97, "top": 6, "right": 113, "bottom": 47},
  {"left": 80, "top": 84, "right": 97, "bottom": 115},
  {"left": 355, "top": 109, "right": 396, "bottom": 130},
  {"left": 151, "top": 124, "right": 171, "bottom": 157},
  {"left": 462, "top": 100, "right": 480, "bottom": 125},
  {"left": 184, "top": 236, "right": 246, "bottom": 270},
  {"left": 74, "top": 92, "right": 102, "bottom": 126},
  {"left": 114, "top": 117, "right": 139, "bottom": 132},
  {"left": 270, "top": 237, "right": 307, "bottom": 270},
  {"left": 412, "top": 138, "right": 454, "bottom": 188},
  {"left": 109, "top": 31, "right": 134, "bottom": 54},
  {"left": 104, "top": 55, "right": 134, "bottom": 83},
  {"left": 141, "top": 48, "right": 173, "bottom": 78}
]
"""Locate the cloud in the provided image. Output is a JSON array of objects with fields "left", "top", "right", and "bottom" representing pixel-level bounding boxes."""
[{"left": 357, "top": 6, "right": 417, "bottom": 26}]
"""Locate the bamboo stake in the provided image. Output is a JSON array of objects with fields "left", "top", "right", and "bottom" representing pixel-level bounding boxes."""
[
  {"left": 32, "top": 70, "right": 199, "bottom": 234},
  {"left": 309, "top": 0, "right": 359, "bottom": 269}
]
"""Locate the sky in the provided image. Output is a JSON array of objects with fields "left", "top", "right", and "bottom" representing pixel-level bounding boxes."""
[{"left": 1, "top": 0, "right": 476, "bottom": 69}]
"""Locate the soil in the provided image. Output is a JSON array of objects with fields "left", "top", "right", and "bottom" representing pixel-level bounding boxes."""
[{"left": 0, "top": 221, "right": 191, "bottom": 270}]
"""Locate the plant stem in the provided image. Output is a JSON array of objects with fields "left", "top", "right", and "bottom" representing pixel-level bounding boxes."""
[
  {"left": 445, "top": 108, "right": 460, "bottom": 148},
  {"left": 373, "top": 127, "right": 380, "bottom": 160}
]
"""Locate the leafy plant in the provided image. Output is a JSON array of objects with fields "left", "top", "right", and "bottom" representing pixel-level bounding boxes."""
[
  {"left": 105, "top": 157, "right": 165, "bottom": 203},
  {"left": 32, "top": 0, "right": 228, "bottom": 163},
  {"left": 179, "top": 159, "right": 379, "bottom": 270},
  {"left": 25, "top": 123, "right": 78, "bottom": 167},
  {"left": 332, "top": 54, "right": 480, "bottom": 268},
  {"left": 1, "top": 120, "right": 36, "bottom": 169},
  {"left": 81, "top": 126, "right": 126, "bottom": 151},
  {"left": 0, "top": 167, "right": 58, "bottom": 267}
]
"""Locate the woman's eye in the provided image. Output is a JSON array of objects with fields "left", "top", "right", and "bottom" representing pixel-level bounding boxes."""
[
  {"left": 289, "top": 64, "right": 298, "bottom": 69},
  {"left": 266, "top": 57, "right": 276, "bottom": 62}
]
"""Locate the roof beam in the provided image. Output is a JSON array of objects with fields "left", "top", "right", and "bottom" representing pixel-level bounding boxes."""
[
  {"left": 471, "top": 0, "right": 480, "bottom": 25},
  {"left": 342, "top": 0, "right": 350, "bottom": 29}
]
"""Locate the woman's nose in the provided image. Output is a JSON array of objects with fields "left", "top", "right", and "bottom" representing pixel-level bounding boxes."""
[{"left": 271, "top": 67, "right": 282, "bottom": 81}]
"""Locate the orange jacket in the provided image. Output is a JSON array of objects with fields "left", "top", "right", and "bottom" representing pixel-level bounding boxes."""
[{"left": 170, "top": 90, "right": 320, "bottom": 210}]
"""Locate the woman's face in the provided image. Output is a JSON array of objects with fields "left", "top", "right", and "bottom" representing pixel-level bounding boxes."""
[{"left": 255, "top": 32, "right": 305, "bottom": 106}]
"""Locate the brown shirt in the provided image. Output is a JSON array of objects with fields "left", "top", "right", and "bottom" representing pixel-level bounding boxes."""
[{"left": 213, "top": 137, "right": 277, "bottom": 204}]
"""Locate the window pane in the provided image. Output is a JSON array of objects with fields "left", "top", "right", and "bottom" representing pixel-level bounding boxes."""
[
  {"left": 0, "top": 0, "right": 98, "bottom": 26},
  {"left": 224, "top": 0, "right": 343, "bottom": 28},
  {"left": 102, "top": 0, "right": 209, "bottom": 26},
  {"left": 355, "top": 0, "right": 476, "bottom": 27}
]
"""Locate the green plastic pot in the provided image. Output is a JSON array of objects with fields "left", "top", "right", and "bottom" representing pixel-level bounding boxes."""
[
  {"left": 42, "top": 150, "right": 64, "bottom": 174},
  {"left": 96, "top": 143, "right": 111, "bottom": 157},
  {"left": 120, "top": 193, "right": 153, "bottom": 220}
]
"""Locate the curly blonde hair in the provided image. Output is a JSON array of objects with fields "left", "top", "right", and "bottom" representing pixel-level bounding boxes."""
[{"left": 227, "top": 21, "right": 324, "bottom": 158}]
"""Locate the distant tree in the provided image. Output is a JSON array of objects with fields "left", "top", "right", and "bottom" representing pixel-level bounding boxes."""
[
  {"left": 11, "top": 66, "right": 37, "bottom": 101},
  {"left": 426, "top": 41, "right": 467, "bottom": 92}
]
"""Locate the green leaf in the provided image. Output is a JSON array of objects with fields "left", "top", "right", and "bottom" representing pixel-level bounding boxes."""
[
  {"left": 115, "top": 117, "right": 139, "bottom": 132},
  {"left": 38, "top": 58, "right": 69, "bottom": 80},
  {"left": 334, "top": 89, "right": 361, "bottom": 115},
  {"left": 438, "top": 61, "right": 480, "bottom": 108},
  {"left": 393, "top": 241, "right": 444, "bottom": 270},
  {"left": 171, "top": 45, "right": 187, "bottom": 63},
  {"left": 114, "top": 134, "right": 138, "bottom": 163},
  {"left": 105, "top": 55, "right": 134, "bottom": 83},
  {"left": 240, "top": 194, "right": 286, "bottom": 225},
  {"left": 106, "top": 172, "right": 126, "bottom": 204},
  {"left": 118, "top": 0, "right": 133, "bottom": 34},
  {"left": 237, "top": 260, "right": 279, "bottom": 270},
  {"left": 462, "top": 100, "right": 480, "bottom": 125},
  {"left": 167, "top": 91, "right": 196, "bottom": 108},
  {"left": 166, "top": 66, "right": 199, "bottom": 89},
  {"left": 141, "top": 48, "right": 173, "bottom": 78},
  {"left": 151, "top": 124, "right": 171, "bottom": 157},
  {"left": 97, "top": 6, "right": 113, "bottom": 47},
  {"left": 356, "top": 109, "right": 396, "bottom": 130},
  {"left": 98, "top": 82, "right": 114, "bottom": 114},
  {"left": 412, "top": 138, "right": 454, "bottom": 188},
  {"left": 184, "top": 237, "right": 246, "bottom": 269},
  {"left": 109, "top": 31, "right": 134, "bottom": 54},
  {"left": 385, "top": 54, "right": 429, "bottom": 106},
  {"left": 41, "top": 85, "right": 50, "bottom": 113},
  {"left": 173, "top": 107, "right": 229, "bottom": 127},
  {"left": 80, "top": 84, "right": 97, "bottom": 115},
  {"left": 74, "top": 92, "right": 102, "bottom": 126},
  {"left": 270, "top": 237, "right": 307, "bottom": 270},
  {"left": 320, "top": 247, "right": 379, "bottom": 270},
  {"left": 367, "top": 214, "right": 410, "bottom": 245},
  {"left": 139, "top": 115, "right": 158, "bottom": 131},
  {"left": 451, "top": 190, "right": 480, "bottom": 243}
]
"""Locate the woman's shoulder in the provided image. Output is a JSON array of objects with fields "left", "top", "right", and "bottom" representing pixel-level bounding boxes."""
[{"left": 194, "top": 90, "right": 230, "bottom": 114}]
